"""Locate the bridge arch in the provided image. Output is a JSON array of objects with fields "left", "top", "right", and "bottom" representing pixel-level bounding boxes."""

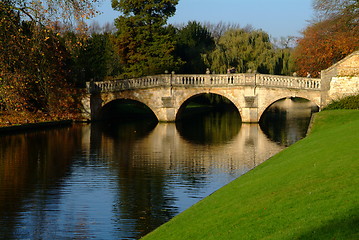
[
  {"left": 84, "top": 73, "right": 324, "bottom": 122},
  {"left": 99, "top": 97, "right": 158, "bottom": 121},
  {"left": 259, "top": 97, "right": 319, "bottom": 119},
  {"left": 257, "top": 90, "right": 321, "bottom": 121},
  {"left": 175, "top": 91, "right": 242, "bottom": 121}
]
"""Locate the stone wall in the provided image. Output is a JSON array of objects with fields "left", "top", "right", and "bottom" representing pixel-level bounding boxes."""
[
  {"left": 336, "top": 54, "right": 359, "bottom": 76},
  {"left": 321, "top": 51, "right": 359, "bottom": 105},
  {"left": 329, "top": 76, "right": 359, "bottom": 100}
]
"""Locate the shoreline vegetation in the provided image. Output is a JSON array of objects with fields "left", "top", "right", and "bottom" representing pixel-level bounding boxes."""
[
  {"left": 0, "top": 110, "right": 84, "bottom": 128},
  {"left": 2, "top": 1, "right": 358, "bottom": 132},
  {"left": 142, "top": 109, "right": 359, "bottom": 239},
  {"left": 0, "top": 120, "right": 74, "bottom": 134}
]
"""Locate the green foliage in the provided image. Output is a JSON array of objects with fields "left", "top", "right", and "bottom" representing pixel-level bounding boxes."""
[
  {"left": 69, "top": 33, "right": 122, "bottom": 86},
  {"left": 207, "top": 28, "right": 294, "bottom": 75},
  {"left": 175, "top": 21, "right": 215, "bottom": 73},
  {"left": 112, "top": 0, "right": 182, "bottom": 77},
  {"left": 323, "top": 94, "right": 359, "bottom": 110},
  {"left": 112, "top": 0, "right": 177, "bottom": 26},
  {"left": 273, "top": 48, "right": 295, "bottom": 76}
]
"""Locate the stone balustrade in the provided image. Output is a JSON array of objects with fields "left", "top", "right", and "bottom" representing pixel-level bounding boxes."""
[
  {"left": 172, "top": 74, "right": 207, "bottom": 85},
  {"left": 87, "top": 73, "right": 321, "bottom": 93},
  {"left": 256, "top": 74, "right": 321, "bottom": 89}
]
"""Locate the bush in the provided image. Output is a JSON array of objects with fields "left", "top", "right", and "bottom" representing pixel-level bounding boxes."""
[{"left": 323, "top": 94, "right": 359, "bottom": 110}]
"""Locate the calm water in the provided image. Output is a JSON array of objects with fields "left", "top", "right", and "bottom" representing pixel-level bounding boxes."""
[{"left": 0, "top": 105, "right": 314, "bottom": 239}]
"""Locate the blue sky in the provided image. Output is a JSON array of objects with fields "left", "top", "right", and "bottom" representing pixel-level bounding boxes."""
[{"left": 91, "top": 0, "right": 314, "bottom": 38}]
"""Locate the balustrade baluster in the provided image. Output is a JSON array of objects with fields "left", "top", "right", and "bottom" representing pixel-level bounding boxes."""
[{"left": 87, "top": 73, "right": 321, "bottom": 93}]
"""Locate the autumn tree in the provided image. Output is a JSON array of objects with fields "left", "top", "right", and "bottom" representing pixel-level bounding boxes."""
[
  {"left": 293, "top": 0, "right": 359, "bottom": 77},
  {"left": 112, "top": 0, "right": 182, "bottom": 77},
  {"left": 0, "top": 0, "right": 99, "bottom": 124}
]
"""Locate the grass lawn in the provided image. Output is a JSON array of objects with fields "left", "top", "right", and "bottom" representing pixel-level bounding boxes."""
[{"left": 143, "top": 110, "right": 359, "bottom": 240}]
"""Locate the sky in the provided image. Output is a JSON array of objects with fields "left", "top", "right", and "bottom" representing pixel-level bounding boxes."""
[{"left": 90, "top": 0, "right": 315, "bottom": 38}]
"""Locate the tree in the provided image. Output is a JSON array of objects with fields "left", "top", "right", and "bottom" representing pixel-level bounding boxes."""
[
  {"left": 73, "top": 33, "right": 122, "bottom": 84},
  {"left": 203, "top": 21, "right": 243, "bottom": 43},
  {"left": 4, "top": 0, "right": 98, "bottom": 31},
  {"left": 313, "top": 0, "right": 359, "bottom": 20},
  {"left": 175, "top": 21, "right": 215, "bottom": 73},
  {"left": 112, "top": 0, "right": 181, "bottom": 77},
  {"left": 272, "top": 48, "right": 295, "bottom": 76},
  {"left": 0, "top": 0, "right": 99, "bottom": 123},
  {"left": 208, "top": 29, "right": 276, "bottom": 74},
  {"left": 293, "top": 0, "right": 359, "bottom": 77}
]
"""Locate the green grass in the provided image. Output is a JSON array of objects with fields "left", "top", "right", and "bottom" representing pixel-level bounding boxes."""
[{"left": 142, "top": 110, "right": 359, "bottom": 240}]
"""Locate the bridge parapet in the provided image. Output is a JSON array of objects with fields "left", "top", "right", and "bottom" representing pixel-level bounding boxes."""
[
  {"left": 86, "top": 74, "right": 170, "bottom": 93},
  {"left": 87, "top": 73, "right": 321, "bottom": 93},
  {"left": 171, "top": 73, "right": 251, "bottom": 86},
  {"left": 257, "top": 74, "right": 321, "bottom": 89}
]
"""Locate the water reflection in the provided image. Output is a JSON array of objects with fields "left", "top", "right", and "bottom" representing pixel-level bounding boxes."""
[
  {"left": 0, "top": 126, "right": 83, "bottom": 239},
  {"left": 0, "top": 108, "right": 311, "bottom": 239},
  {"left": 260, "top": 98, "right": 319, "bottom": 146},
  {"left": 76, "top": 114, "right": 285, "bottom": 238},
  {"left": 176, "top": 110, "right": 241, "bottom": 144}
]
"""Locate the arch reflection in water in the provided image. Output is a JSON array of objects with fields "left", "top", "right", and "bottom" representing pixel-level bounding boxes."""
[
  {"left": 260, "top": 97, "right": 319, "bottom": 146},
  {"left": 83, "top": 115, "right": 285, "bottom": 238},
  {"left": 176, "top": 110, "right": 241, "bottom": 145},
  {"left": 0, "top": 110, "right": 298, "bottom": 239}
]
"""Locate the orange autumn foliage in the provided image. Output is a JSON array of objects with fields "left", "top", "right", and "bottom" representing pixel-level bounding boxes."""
[
  {"left": 0, "top": 1, "right": 96, "bottom": 126},
  {"left": 293, "top": 17, "right": 359, "bottom": 77}
]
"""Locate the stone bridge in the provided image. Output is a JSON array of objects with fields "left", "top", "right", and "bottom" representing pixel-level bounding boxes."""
[{"left": 82, "top": 51, "right": 359, "bottom": 123}]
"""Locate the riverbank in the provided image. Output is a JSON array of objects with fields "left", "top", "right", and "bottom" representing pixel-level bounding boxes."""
[
  {"left": 0, "top": 120, "right": 73, "bottom": 134},
  {"left": 143, "top": 110, "right": 359, "bottom": 239}
]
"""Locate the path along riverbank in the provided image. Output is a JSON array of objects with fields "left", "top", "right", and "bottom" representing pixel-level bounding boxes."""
[{"left": 143, "top": 110, "right": 359, "bottom": 239}]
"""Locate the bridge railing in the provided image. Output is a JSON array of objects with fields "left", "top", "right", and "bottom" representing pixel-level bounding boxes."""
[
  {"left": 87, "top": 73, "right": 321, "bottom": 93},
  {"left": 256, "top": 74, "right": 321, "bottom": 90},
  {"left": 87, "top": 75, "right": 170, "bottom": 93},
  {"left": 171, "top": 74, "right": 254, "bottom": 86}
]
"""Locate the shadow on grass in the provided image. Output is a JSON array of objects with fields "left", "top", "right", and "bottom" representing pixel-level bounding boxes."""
[{"left": 297, "top": 207, "right": 359, "bottom": 240}]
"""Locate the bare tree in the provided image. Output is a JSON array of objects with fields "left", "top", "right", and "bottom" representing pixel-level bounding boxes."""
[{"left": 313, "top": 0, "right": 359, "bottom": 21}]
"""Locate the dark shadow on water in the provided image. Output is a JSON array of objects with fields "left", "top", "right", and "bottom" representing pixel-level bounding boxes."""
[
  {"left": 176, "top": 108, "right": 241, "bottom": 145},
  {"left": 175, "top": 93, "right": 242, "bottom": 145},
  {"left": 259, "top": 111, "right": 312, "bottom": 146},
  {"left": 95, "top": 99, "right": 158, "bottom": 140},
  {"left": 260, "top": 98, "right": 319, "bottom": 146},
  {"left": 95, "top": 119, "right": 158, "bottom": 140}
]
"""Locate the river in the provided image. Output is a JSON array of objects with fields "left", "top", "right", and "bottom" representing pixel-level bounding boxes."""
[{"left": 0, "top": 100, "right": 315, "bottom": 239}]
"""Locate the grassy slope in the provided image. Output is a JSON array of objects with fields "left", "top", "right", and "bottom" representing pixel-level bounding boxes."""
[{"left": 143, "top": 110, "right": 359, "bottom": 240}]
